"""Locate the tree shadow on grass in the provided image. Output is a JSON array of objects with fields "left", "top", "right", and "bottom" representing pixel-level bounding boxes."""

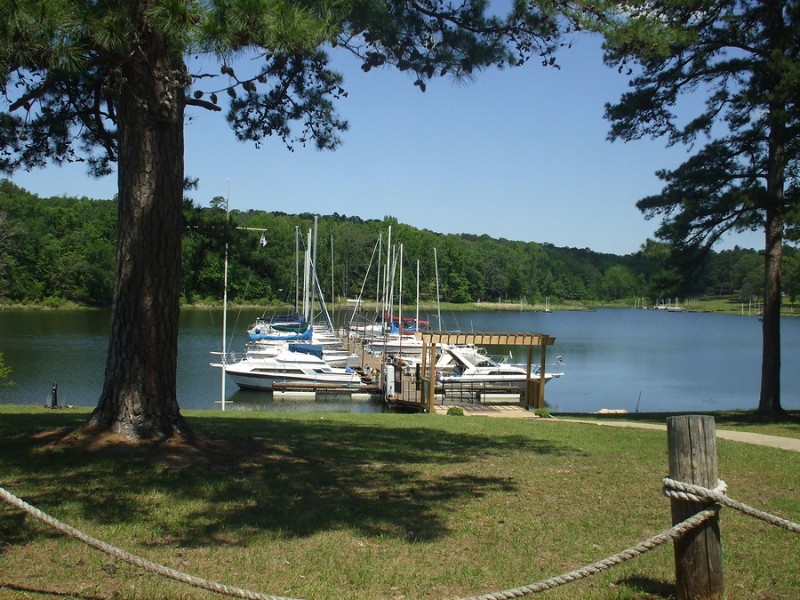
[
  {"left": 0, "top": 414, "right": 585, "bottom": 551},
  {"left": 614, "top": 576, "right": 676, "bottom": 599}
]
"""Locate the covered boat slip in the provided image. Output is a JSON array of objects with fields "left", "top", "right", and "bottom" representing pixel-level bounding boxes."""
[{"left": 393, "top": 331, "right": 557, "bottom": 413}]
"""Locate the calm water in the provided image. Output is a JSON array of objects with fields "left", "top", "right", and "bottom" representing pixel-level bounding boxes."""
[{"left": 1, "top": 307, "right": 798, "bottom": 414}]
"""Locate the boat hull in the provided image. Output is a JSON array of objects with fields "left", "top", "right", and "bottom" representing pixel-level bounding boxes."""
[
  {"left": 225, "top": 360, "right": 362, "bottom": 391},
  {"left": 227, "top": 370, "right": 362, "bottom": 391}
]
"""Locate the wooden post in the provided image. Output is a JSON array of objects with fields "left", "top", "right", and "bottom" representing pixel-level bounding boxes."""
[
  {"left": 420, "top": 339, "right": 428, "bottom": 410},
  {"left": 667, "top": 415, "right": 723, "bottom": 600},
  {"left": 537, "top": 341, "right": 547, "bottom": 409},
  {"left": 426, "top": 342, "right": 436, "bottom": 413},
  {"left": 525, "top": 344, "right": 534, "bottom": 409}
]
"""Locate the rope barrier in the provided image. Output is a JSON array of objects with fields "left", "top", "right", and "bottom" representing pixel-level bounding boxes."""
[
  {"left": 663, "top": 477, "right": 800, "bottom": 533},
  {"left": 2, "top": 475, "right": 798, "bottom": 599},
  {"left": 0, "top": 486, "right": 303, "bottom": 600},
  {"left": 456, "top": 509, "right": 719, "bottom": 600},
  {"left": 460, "top": 476, "right": 799, "bottom": 600}
]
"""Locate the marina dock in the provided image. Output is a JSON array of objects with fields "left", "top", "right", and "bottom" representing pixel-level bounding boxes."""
[{"left": 267, "top": 331, "right": 558, "bottom": 414}]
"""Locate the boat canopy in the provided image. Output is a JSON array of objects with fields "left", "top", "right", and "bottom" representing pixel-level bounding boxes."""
[
  {"left": 250, "top": 326, "right": 313, "bottom": 341},
  {"left": 288, "top": 343, "right": 324, "bottom": 360}
]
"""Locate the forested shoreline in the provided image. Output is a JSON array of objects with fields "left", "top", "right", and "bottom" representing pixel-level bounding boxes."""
[{"left": 1, "top": 179, "right": 796, "bottom": 309}]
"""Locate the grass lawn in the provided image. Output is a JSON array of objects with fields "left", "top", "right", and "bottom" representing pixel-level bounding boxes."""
[{"left": 1, "top": 406, "right": 798, "bottom": 600}]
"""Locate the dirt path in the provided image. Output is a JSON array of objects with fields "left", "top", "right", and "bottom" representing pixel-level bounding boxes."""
[
  {"left": 433, "top": 404, "right": 800, "bottom": 453},
  {"left": 561, "top": 418, "right": 800, "bottom": 452}
]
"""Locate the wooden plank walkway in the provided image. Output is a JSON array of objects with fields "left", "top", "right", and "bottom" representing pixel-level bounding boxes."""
[{"left": 433, "top": 404, "right": 541, "bottom": 418}]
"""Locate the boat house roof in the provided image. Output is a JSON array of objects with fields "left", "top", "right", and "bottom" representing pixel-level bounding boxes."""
[{"left": 417, "top": 331, "right": 556, "bottom": 347}]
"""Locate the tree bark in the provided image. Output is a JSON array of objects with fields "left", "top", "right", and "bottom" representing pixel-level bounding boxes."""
[
  {"left": 86, "top": 5, "right": 191, "bottom": 440},
  {"left": 758, "top": 206, "right": 783, "bottom": 417},
  {"left": 757, "top": 105, "right": 786, "bottom": 418}
]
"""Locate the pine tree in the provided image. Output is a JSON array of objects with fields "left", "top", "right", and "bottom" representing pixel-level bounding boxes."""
[{"left": 599, "top": 0, "right": 800, "bottom": 417}]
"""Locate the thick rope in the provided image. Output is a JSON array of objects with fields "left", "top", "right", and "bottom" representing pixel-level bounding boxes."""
[
  {"left": 663, "top": 477, "right": 800, "bottom": 533},
  {"left": 3, "top": 476, "right": 798, "bottom": 600},
  {"left": 456, "top": 509, "right": 718, "bottom": 600},
  {"left": 0, "top": 486, "right": 303, "bottom": 600}
]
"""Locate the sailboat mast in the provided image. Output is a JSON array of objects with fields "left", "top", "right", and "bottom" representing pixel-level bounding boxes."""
[
  {"left": 398, "top": 243, "right": 403, "bottom": 327},
  {"left": 434, "top": 247, "right": 442, "bottom": 331},
  {"left": 398, "top": 243, "right": 403, "bottom": 354},
  {"left": 416, "top": 259, "right": 420, "bottom": 330},
  {"left": 219, "top": 183, "right": 230, "bottom": 411},
  {"left": 313, "top": 216, "right": 319, "bottom": 327},
  {"left": 295, "top": 226, "right": 299, "bottom": 315},
  {"left": 303, "top": 229, "right": 312, "bottom": 323},
  {"left": 384, "top": 226, "right": 391, "bottom": 325},
  {"left": 376, "top": 232, "right": 382, "bottom": 317}
]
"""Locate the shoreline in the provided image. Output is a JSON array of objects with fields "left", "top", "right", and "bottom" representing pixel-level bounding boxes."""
[{"left": 2, "top": 299, "right": 796, "bottom": 317}]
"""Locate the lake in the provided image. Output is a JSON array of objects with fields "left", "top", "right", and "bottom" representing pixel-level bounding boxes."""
[{"left": 1, "top": 307, "right": 798, "bottom": 414}]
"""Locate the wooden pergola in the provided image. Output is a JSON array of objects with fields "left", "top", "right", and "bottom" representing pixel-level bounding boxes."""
[{"left": 417, "top": 331, "right": 557, "bottom": 413}]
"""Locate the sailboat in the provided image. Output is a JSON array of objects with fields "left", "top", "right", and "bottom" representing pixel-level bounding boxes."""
[
  {"left": 209, "top": 201, "right": 270, "bottom": 407},
  {"left": 364, "top": 240, "right": 426, "bottom": 357},
  {"left": 215, "top": 216, "right": 362, "bottom": 391}
]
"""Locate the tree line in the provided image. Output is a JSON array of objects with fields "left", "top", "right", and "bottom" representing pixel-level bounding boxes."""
[{"left": 2, "top": 179, "right": 794, "bottom": 309}]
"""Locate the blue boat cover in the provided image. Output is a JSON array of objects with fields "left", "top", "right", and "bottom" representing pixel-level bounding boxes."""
[{"left": 288, "top": 343, "right": 324, "bottom": 360}]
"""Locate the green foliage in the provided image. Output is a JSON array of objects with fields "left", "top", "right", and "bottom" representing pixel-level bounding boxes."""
[
  {"left": 0, "top": 181, "right": 116, "bottom": 305},
  {"left": 446, "top": 406, "right": 465, "bottom": 416},
  {"left": 0, "top": 351, "right": 12, "bottom": 386},
  {"left": 3, "top": 180, "right": 798, "bottom": 307},
  {"left": 534, "top": 408, "right": 550, "bottom": 418},
  {"left": 598, "top": 0, "right": 800, "bottom": 266}
]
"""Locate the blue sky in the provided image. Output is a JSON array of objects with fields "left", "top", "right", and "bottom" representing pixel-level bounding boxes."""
[{"left": 10, "top": 34, "right": 762, "bottom": 256}]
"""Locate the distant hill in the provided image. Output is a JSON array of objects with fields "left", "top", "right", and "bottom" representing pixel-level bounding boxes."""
[{"left": 1, "top": 179, "right": 787, "bottom": 307}]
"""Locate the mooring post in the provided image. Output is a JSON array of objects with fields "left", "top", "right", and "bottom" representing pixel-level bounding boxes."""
[
  {"left": 667, "top": 415, "right": 723, "bottom": 600},
  {"left": 46, "top": 382, "right": 58, "bottom": 408}
]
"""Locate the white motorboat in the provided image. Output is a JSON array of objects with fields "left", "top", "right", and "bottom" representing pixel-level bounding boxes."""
[
  {"left": 365, "top": 332, "right": 424, "bottom": 356},
  {"left": 435, "top": 345, "right": 562, "bottom": 388},
  {"left": 222, "top": 344, "right": 363, "bottom": 391}
]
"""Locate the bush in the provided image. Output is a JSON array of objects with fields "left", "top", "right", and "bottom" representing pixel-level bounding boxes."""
[
  {"left": 446, "top": 406, "right": 465, "bottom": 416},
  {"left": 534, "top": 408, "right": 551, "bottom": 418},
  {"left": 0, "top": 352, "right": 13, "bottom": 387}
]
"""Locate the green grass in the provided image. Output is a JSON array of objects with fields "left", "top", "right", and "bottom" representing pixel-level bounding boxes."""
[{"left": 1, "top": 406, "right": 799, "bottom": 599}]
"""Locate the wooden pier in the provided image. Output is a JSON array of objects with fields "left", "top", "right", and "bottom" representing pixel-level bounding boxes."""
[{"left": 378, "top": 331, "right": 558, "bottom": 413}]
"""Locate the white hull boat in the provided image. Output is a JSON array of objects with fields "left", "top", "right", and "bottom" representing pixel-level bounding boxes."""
[
  {"left": 366, "top": 333, "right": 424, "bottom": 356},
  {"left": 436, "top": 346, "right": 562, "bottom": 388},
  {"left": 221, "top": 344, "right": 363, "bottom": 391}
]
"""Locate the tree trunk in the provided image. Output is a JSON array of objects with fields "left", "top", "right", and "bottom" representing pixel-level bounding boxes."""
[
  {"left": 757, "top": 206, "right": 783, "bottom": 417},
  {"left": 85, "top": 6, "right": 191, "bottom": 440},
  {"left": 757, "top": 110, "right": 785, "bottom": 418}
]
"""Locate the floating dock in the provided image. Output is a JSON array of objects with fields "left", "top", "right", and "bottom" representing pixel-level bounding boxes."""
[{"left": 271, "top": 380, "right": 381, "bottom": 400}]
